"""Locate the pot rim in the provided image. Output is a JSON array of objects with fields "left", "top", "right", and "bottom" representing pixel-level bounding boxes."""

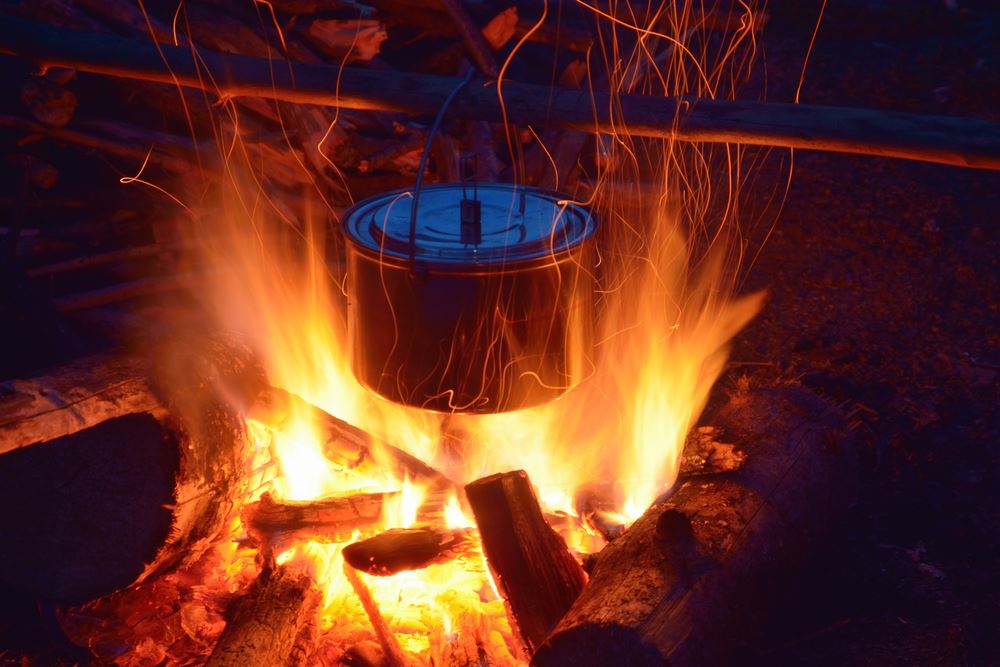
[{"left": 341, "top": 183, "right": 598, "bottom": 271}]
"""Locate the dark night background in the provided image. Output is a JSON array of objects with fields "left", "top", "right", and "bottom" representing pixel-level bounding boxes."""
[{"left": 0, "top": 0, "right": 998, "bottom": 664}]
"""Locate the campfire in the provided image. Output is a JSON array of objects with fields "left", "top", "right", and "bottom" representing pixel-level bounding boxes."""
[{"left": 1, "top": 0, "right": 996, "bottom": 665}]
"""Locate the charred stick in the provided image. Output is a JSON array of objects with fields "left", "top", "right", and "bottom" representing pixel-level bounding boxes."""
[
  {"left": 2, "top": 17, "right": 997, "bottom": 169},
  {"left": 206, "top": 564, "right": 321, "bottom": 667},
  {"left": 343, "top": 526, "right": 476, "bottom": 576},
  {"left": 464, "top": 470, "right": 587, "bottom": 653}
]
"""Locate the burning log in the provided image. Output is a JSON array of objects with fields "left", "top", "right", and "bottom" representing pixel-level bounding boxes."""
[
  {"left": 206, "top": 564, "right": 321, "bottom": 667},
  {"left": 0, "top": 339, "right": 262, "bottom": 602},
  {"left": 253, "top": 385, "right": 460, "bottom": 498},
  {"left": 343, "top": 562, "right": 409, "bottom": 667},
  {"left": 342, "top": 526, "right": 476, "bottom": 576},
  {"left": 242, "top": 491, "right": 394, "bottom": 557},
  {"left": 3, "top": 17, "right": 997, "bottom": 169},
  {"left": 465, "top": 470, "right": 587, "bottom": 653},
  {"left": 531, "top": 386, "right": 859, "bottom": 667}
]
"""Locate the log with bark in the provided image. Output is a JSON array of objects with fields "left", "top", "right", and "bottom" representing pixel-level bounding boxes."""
[
  {"left": 465, "top": 470, "right": 587, "bottom": 654},
  {"left": 206, "top": 563, "right": 321, "bottom": 667},
  {"left": 531, "top": 385, "right": 859, "bottom": 667},
  {"left": 0, "top": 337, "right": 263, "bottom": 602},
  {"left": 3, "top": 16, "right": 997, "bottom": 169}
]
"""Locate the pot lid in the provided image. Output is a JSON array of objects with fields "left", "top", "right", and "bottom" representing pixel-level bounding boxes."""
[{"left": 342, "top": 183, "right": 597, "bottom": 265}]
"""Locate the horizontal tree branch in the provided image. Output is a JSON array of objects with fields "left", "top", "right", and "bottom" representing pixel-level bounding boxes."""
[{"left": 0, "top": 17, "right": 997, "bottom": 169}]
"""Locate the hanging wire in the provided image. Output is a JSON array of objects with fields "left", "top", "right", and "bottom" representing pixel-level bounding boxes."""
[{"left": 408, "top": 67, "right": 476, "bottom": 274}]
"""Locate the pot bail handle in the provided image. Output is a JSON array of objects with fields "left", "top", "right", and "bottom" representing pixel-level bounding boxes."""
[{"left": 408, "top": 68, "right": 476, "bottom": 276}]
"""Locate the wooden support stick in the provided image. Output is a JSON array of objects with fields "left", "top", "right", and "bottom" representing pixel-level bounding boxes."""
[
  {"left": 343, "top": 562, "right": 408, "bottom": 667},
  {"left": 1, "top": 17, "right": 998, "bottom": 169},
  {"left": 206, "top": 564, "right": 321, "bottom": 667},
  {"left": 342, "top": 526, "right": 475, "bottom": 576},
  {"left": 464, "top": 470, "right": 587, "bottom": 653},
  {"left": 532, "top": 386, "right": 859, "bottom": 667}
]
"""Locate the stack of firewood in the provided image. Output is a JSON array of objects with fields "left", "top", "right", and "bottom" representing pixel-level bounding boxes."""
[{"left": 0, "top": 335, "right": 858, "bottom": 665}]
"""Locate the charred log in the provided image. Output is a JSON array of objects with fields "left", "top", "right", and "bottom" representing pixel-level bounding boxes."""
[
  {"left": 531, "top": 386, "right": 859, "bottom": 667},
  {"left": 342, "top": 526, "right": 475, "bottom": 576},
  {"left": 465, "top": 470, "right": 587, "bottom": 653},
  {"left": 206, "top": 564, "right": 321, "bottom": 667}
]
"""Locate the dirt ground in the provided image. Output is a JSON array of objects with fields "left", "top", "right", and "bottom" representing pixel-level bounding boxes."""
[{"left": 734, "top": 1, "right": 999, "bottom": 664}]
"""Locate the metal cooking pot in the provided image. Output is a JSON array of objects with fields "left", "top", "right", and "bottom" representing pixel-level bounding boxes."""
[{"left": 341, "top": 183, "right": 598, "bottom": 413}]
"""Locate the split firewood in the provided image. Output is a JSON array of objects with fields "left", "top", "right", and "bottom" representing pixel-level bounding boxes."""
[
  {"left": 532, "top": 386, "right": 859, "bottom": 667},
  {"left": 342, "top": 526, "right": 476, "bottom": 576},
  {"left": 206, "top": 564, "right": 321, "bottom": 667},
  {"left": 242, "top": 491, "right": 395, "bottom": 556},
  {"left": 464, "top": 470, "right": 587, "bottom": 653}
]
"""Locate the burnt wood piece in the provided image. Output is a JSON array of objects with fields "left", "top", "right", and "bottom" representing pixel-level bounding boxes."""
[
  {"left": 573, "top": 485, "right": 625, "bottom": 543},
  {"left": 206, "top": 564, "right": 320, "bottom": 667},
  {"left": 2, "top": 18, "right": 998, "bottom": 169},
  {"left": 242, "top": 491, "right": 395, "bottom": 556},
  {"left": 342, "top": 526, "right": 476, "bottom": 576},
  {"left": 0, "top": 338, "right": 262, "bottom": 602},
  {"left": 465, "top": 470, "right": 587, "bottom": 653},
  {"left": 532, "top": 386, "right": 859, "bottom": 667}
]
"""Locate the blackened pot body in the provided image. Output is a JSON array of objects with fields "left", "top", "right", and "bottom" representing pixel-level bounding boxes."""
[{"left": 342, "top": 184, "right": 597, "bottom": 413}]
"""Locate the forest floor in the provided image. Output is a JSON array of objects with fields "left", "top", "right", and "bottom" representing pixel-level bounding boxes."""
[{"left": 733, "top": 1, "right": 999, "bottom": 664}]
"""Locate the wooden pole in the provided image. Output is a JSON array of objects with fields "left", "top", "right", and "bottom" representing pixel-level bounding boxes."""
[{"left": 1, "top": 17, "right": 998, "bottom": 170}]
